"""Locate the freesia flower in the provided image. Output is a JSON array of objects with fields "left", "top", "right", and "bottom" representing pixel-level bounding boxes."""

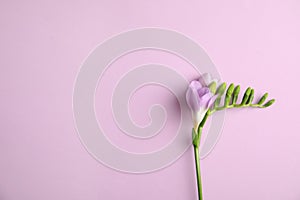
[
  {"left": 186, "top": 80, "right": 218, "bottom": 130},
  {"left": 186, "top": 74, "right": 275, "bottom": 200}
]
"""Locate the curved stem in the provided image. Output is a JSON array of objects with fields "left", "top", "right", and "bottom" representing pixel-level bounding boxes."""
[
  {"left": 194, "top": 145, "right": 203, "bottom": 200},
  {"left": 210, "top": 103, "right": 265, "bottom": 114}
]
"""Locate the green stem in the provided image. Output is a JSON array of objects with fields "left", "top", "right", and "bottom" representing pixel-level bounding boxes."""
[
  {"left": 210, "top": 103, "right": 264, "bottom": 114},
  {"left": 193, "top": 128, "right": 203, "bottom": 200},
  {"left": 194, "top": 145, "right": 203, "bottom": 200},
  {"left": 192, "top": 110, "right": 210, "bottom": 200}
]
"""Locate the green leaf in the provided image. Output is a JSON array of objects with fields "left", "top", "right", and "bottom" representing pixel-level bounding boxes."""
[
  {"left": 257, "top": 93, "right": 268, "bottom": 105},
  {"left": 241, "top": 87, "right": 252, "bottom": 105},
  {"left": 246, "top": 89, "right": 254, "bottom": 105},
  {"left": 224, "top": 83, "right": 234, "bottom": 106},
  {"left": 263, "top": 99, "right": 275, "bottom": 107},
  {"left": 232, "top": 85, "right": 240, "bottom": 104}
]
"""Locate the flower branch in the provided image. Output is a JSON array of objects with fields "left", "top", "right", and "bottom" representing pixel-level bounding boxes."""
[
  {"left": 186, "top": 73, "right": 275, "bottom": 200},
  {"left": 210, "top": 83, "right": 275, "bottom": 114}
]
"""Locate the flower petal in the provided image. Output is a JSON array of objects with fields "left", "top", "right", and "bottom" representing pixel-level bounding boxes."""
[
  {"left": 207, "top": 95, "right": 218, "bottom": 108},
  {"left": 190, "top": 80, "right": 202, "bottom": 90},
  {"left": 186, "top": 85, "right": 201, "bottom": 112},
  {"left": 199, "top": 73, "right": 212, "bottom": 86},
  {"left": 199, "top": 92, "right": 213, "bottom": 108},
  {"left": 192, "top": 110, "right": 207, "bottom": 129},
  {"left": 197, "top": 87, "right": 210, "bottom": 97}
]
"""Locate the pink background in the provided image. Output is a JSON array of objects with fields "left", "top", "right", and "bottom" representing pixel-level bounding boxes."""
[{"left": 1, "top": 0, "right": 300, "bottom": 199}]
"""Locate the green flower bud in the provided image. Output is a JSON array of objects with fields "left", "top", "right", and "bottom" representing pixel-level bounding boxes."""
[
  {"left": 214, "top": 97, "right": 221, "bottom": 107},
  {"left": 226, "top": 83, "right": 235, "bottom": 96},
  {"left": 216, "top": 82, "right": 227, "bottom": 95},
  {"left": 241, "top": 87, "right": 252, "bottom": 105},
  {"left": 246, "top": 89, "right": 255, "bottom": 105},
  {"left": 263, "top": 99, "right": 275, "bottom": 107},
  {"left": 225, "top": 83, "right": 234, "bottom": 106},
  {"left": 232, "top": 85, "right": 240, "bottom": 104},
  {"left": 257, "top": 93, "right": 268, "bottom": 105},
  {"left": 208, "top": 81, "right": 217, "bottom": 94}
]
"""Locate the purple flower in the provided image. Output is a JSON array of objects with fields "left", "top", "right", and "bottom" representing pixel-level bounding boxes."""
[{"left": 186, "top": 80, "right": 217, "bottom": 130}]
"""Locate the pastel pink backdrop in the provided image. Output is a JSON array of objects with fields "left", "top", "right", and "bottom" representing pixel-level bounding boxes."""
[{"left": 0, "top": 0, "right": 299, "bottom": 200}]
